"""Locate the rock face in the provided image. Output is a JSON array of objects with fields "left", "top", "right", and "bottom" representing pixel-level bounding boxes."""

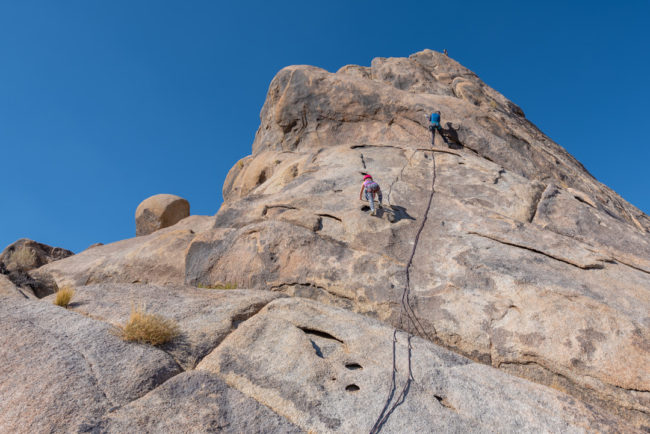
[
  {"left": 2, "top": 50, "right": 649, "bottom": 432},
  {"left": 185, "top": 50, "right": 650, "bottom": 427},
  {"left": 136, "top": 193, "right": 190, "bottom": 236},
  {"left": 198, "top": 297, "right": 629, "bottom": 432}
]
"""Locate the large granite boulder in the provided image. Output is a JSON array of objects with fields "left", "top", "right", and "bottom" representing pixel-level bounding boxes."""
[
  {"left": 136, "top": 193, "right": 190, "bottom": 236},
  {"left": 185, "top": 50, "right": 650, "bottom": 428}
]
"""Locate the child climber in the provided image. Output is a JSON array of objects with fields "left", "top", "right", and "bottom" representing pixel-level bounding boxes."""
[{"left": 359, "top": 174, "right": 383, "bottom": 216}]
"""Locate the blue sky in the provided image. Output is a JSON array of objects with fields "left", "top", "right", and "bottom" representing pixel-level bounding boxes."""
[{"left": 1, "top": 0, "right": 648, "bottom": 253}]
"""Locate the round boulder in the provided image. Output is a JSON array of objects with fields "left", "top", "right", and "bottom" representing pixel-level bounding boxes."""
[{"left": 135, "top": 194, "right": 190, "bottom": 236}]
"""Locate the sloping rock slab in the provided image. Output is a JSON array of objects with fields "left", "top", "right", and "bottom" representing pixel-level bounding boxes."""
[
  {"left": 0, "top": 274, "right": 35, "bottom": 299},
  {"left": 0, "top": 296, "right": 181, "bottom": 433},
  {"left": 94, "top": 371, "right": 301, "bottom": 433},
  {"left": 31, "top": 215, "right": 215, "bottom": 294},
  {"left": 198, "top": 298, "right": 626, "bottom": 433},
  {"left": 45, "top": 284, "right": 285, "bottom": 369}
]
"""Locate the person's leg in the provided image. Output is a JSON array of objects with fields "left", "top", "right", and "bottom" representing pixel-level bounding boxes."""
[
  {"left": 378, "top": 191, "right": 383, "bottom": 208},
  {"left": 431, "top": 126, "right": 436, "bottom": 145},
  {"left": 367, "top": 191, "right": 376, "bottom": 214}
]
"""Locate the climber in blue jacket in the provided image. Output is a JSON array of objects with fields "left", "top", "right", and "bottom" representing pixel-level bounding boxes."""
[{"left": 429, "top": 111, "right": 441, "bottom": 145}]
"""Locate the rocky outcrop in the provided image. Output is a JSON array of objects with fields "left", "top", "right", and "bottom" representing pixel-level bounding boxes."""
[
  {"left": 31, "top": 215, "right": 215, "bottom": 294},
  {"left": 136, "top": 194, "right": 190, "bottom": 236},
  {"left": 186, "top": 50, "right": 650, "bottom": 428},
  {"left": 0, "top": 238, "right": 74, "bottom": 273},
  {"left": 0, "top": 238, "right": 74, "bottom": 297}
]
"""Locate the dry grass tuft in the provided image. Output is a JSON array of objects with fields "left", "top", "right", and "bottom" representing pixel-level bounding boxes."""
[
  {"left": 198, "top": 282, "right": 238, "bottom": 290},
  {"left": 53, "top": 286, "right": 75, "bottom": 308},
  {"left": 118, "top": 306, "right": 179, "bottom": 346}
]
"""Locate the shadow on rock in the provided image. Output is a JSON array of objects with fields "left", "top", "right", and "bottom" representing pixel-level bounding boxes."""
[
  {"left": 440, "top": 122, "right": 463, "bottom": 150},
  {"left": 380, "top": 205, "right": 415, "bottom": 223},
  {"left": 360, "top": 205, "right": 415, "bottom": 223}
]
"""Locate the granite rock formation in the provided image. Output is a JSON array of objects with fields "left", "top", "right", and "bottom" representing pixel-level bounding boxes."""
[
  {"left": 185, "top": 50, "right": 650, "bottom": 428},
  {"left": 0, "top": 238, "right": 74, "bottom": 297},
  {"left": 135, "top": 193, "right": 191, "bottom": 236},
  {"left": 2, "top": 50, "right": 648, "bottom": 432}
]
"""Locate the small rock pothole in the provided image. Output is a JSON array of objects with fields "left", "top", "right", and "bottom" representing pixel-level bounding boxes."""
[
  {"left": 345, "top": 384, "right": 360, "bottom": 392},
  {"left": 345, "top": 363, "right": 362, "bottom": 370}
]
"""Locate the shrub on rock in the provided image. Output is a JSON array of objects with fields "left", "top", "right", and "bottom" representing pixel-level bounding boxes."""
[
  {"left": 119, "top": 306, "right": 179, "bottom": 346},
  {"left": 53, "top": 286, "right": 75, "bottom": 308}
]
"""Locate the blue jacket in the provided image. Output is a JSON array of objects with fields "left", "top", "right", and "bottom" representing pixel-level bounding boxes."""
[{"left": 429, "top": 112, "right": 441, "bottom": 126}]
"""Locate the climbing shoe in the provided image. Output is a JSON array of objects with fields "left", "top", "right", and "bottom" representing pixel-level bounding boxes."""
[{"left": 370, "top": 209, "right": 377, "bottom": 216}]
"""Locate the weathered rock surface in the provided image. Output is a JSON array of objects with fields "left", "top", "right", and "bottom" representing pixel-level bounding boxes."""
[
  {"left": 0, "top": 238, "right": 74, "bottom": 297},
  {"left": 0, "top": 238, "right": 74, "bottom": 272},
  {"left": 136, "top": 193, "right": 191, "bottom": 236},
  {"left": 0, "top": 273, "right": 35, "bottom": 298},
  {"left": 95, "top": 371, "right": 301, "bottom": 433},
  {"left": 198, "top": 297, "right": 629, "bottom": 432},
  {"left": 31, "top": 215, "right": 215, "bottom": 295},
  {"left": 44, "top": 283, "right": 285, "bottom": 369},
  {"left": 1, "top": 284, "right": 289, "bottom": 433},
  {"left": 0, "top": 296, "right": 181, "bottom": 433},
  {"left": 186, "top": 50, "right": 650, "bottom": 428}
]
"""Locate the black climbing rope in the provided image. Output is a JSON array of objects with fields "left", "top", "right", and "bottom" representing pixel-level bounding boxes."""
[{"left": 369, "top": 147, "right": 437, "bottom": 434}]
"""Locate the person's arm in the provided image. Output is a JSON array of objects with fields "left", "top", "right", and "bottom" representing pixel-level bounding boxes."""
[{"left": 359, "top": 184, "right": 365, "bottom": 200}]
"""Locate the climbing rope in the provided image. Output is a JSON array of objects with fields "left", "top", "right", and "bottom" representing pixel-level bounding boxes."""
[{"left": 369, "top": 147, "right": 437, "bottom": 434}]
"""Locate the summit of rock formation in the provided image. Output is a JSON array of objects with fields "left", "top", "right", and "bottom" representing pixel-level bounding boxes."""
[{"left": 2, "top": 50, "right": 648, "bottom": 432}]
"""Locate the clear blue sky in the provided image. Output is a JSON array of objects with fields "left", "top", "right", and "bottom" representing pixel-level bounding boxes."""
[{"left": 1, "top": 0, "right": 648, "bottom": 253}]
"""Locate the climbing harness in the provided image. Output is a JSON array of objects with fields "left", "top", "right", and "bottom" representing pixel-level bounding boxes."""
[{"left": 369, "top": 145, "right": 438, "bottom": 434}]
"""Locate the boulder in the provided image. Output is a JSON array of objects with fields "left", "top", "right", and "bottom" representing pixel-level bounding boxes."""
[
  {"left": 197, "top": 297, "right": 628, "bottom": 432},
  {"left": 135, "top": 193, "right": 190, "bottom": 236},
  {"left": 185, "top": 50, "right": 650, "bottom": 428}
]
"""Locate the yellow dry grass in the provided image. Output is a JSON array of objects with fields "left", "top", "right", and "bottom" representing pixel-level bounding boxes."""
[
  {"left": 118, "top": 306, "right": 179, "bottom": 346},
  {"left": 198, "top": 282, "right": 238, "bottom": 290},
  {"left": 53, "top": 286, "right": 75, "bottom": 308}
]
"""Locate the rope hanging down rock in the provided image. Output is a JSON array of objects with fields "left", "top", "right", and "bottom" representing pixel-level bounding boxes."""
[{"left": 369, "top": 146, "right": 438, "bottom": 434}]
